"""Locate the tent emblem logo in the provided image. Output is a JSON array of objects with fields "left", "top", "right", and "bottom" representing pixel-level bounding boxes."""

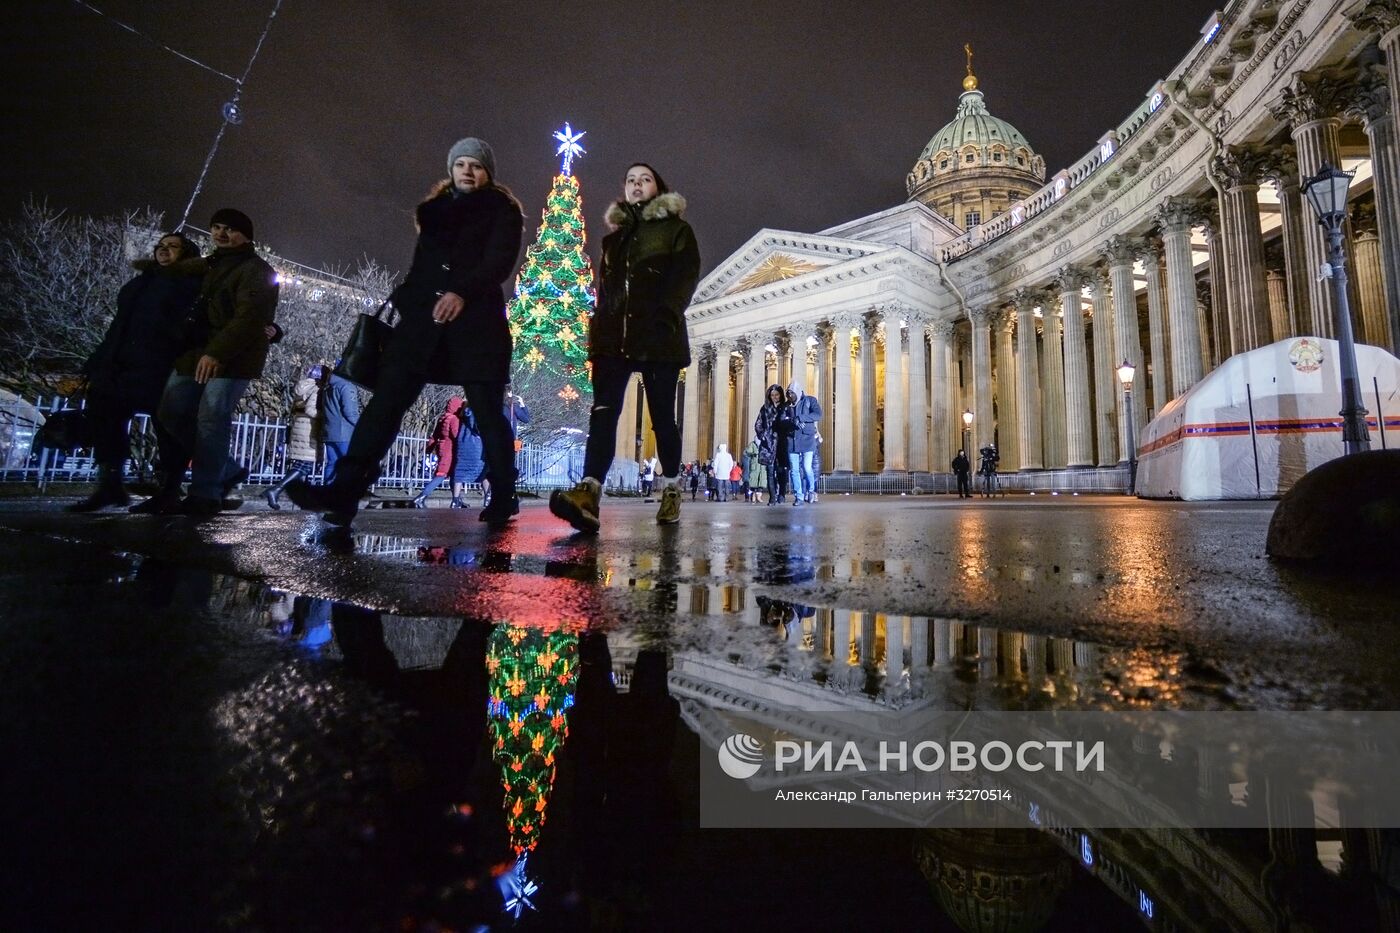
[{"left": 1288, "top": 338, "right": 1324, "bottom": 374}]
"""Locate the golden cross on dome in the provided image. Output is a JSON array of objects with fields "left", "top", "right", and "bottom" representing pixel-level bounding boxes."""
[{"left": 963, "top": 43, "right": 978, "bottom": 92}]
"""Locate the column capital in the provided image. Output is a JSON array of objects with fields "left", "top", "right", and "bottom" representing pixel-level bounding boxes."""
[
  {"left": 1153, "top": 195, "right": 1205, "bottom": 235},
  {"left": 992, "top": 305, "right": 1016, "bottom": 333},
  {"left": 1213, "top": 143, "right": 1273, "bottom": 187},
  {"left": 1353, "top": 199, "right": 1380, "bottom": 236},
  {"left": 1135, "top": 238, "right": 1163, "bottom": 265},
  {"left": 927, "top": 318, "right": 957, "bottom": 341},
  {"left": 700, "top": 342, "right": 719, "bottom": 366},
  {"left": 1099, "top": 234, "right": 1139, "bottom": 269},
  {"left": 772, "top": 332, "right": 791, "bottom": 355},
  {"left": 1345, "top": 0, "right": 1400, "bottom": 37},
  {"left": 1270, "top": 66, "right": 1361, "bottom": 126},
  {"left": 872, "top": 300, "right": 913, "bottom": 323},
  {"left": 1010, "top": 287, "right": 1046, "bottom": 313},
  {"left": 1087, "top": 266, "right": 1111, "bottom": 297},
  {"left": 1055, "top": 265, "right": 1092, "bottom": 292},
  {"left": 1345, "top": 63, "right": 1393, "bottom": 128},
  {"left": 828, "top": 311, "right": 863, "bottom": 332},
  {"left": 967, "top": 304, "right": 998, "bottom": 327},
  {"left": 1259, "top": 143, "right": 1300, "bottom": 189}
]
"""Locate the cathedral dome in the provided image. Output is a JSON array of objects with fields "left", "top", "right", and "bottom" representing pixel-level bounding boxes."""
[{"left": 906, "top": 52, "right": 1047, "bottom": 231}]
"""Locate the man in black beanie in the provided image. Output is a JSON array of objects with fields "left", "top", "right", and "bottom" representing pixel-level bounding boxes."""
[{"left": 140, "top": 208, "right": 279, "bottom": 515}]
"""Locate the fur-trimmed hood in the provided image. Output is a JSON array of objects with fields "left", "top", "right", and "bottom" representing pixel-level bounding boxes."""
[
  {"left": 604, "top": 192, "right": 687, "bottom": 230},
  {"left": 133, "top": 256, "right": 206, "bottom": 275}
]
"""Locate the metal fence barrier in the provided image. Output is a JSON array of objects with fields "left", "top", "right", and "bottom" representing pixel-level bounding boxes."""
[{"left": 2, "top": 394, "right": 1126, "bottom": 496}]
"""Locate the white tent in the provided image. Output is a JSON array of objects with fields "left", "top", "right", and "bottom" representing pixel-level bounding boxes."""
[{"left": 1136, "top": 338, "right": 1400, "bottom": 500}]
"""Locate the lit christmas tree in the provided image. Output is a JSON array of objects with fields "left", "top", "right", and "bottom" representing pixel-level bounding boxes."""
[
  {"left": 508, "top": 123, "right": 595, "bottom": 430},
  {"left": 486, "top": 620, "right": 583, "bottom": 916}
]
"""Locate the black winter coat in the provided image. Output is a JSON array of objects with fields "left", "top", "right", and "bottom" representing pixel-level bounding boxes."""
[
  {"left": 590, "top": 193, "right": 700, "bottom": 366},
  {"left": 386, "top": 185, "right": 524, "bottom": 386},
  {"left": 85, "top": 258, "right": 204, "bottom": 409},
  {"left": 753, "top": 386, "right": 787, "bottom": 466}
]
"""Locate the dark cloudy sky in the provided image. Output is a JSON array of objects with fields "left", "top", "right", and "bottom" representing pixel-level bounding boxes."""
[{"left": 2, "top": 1, "right": 1220, "bottom": 277}]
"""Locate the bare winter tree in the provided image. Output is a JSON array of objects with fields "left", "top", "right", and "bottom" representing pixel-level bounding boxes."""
[{"left": 0, "top": 201, "right": 166, "bottom": 394}]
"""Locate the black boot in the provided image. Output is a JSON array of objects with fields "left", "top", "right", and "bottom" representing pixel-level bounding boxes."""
[
  {"left": 67, "top": 465, "right": 130, "bottom": 513},
  {"left": 286, "top": 458, "right": 377, "bottom": 526},
  {"left": 264, "top": 469, "right": 306, "bottom": 510}
]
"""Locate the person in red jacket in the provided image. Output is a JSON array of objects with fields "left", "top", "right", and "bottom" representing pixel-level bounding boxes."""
[{"left": 413, "top": 396, "right": 463, "bottom": 507}]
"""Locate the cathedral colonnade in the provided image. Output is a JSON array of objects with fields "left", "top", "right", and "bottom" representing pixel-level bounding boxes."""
[{"left": 678, "top": 0, "right": 1400, "bottom": 475}]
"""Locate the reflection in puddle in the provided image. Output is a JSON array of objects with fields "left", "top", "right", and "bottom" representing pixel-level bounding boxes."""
[{"left": 66, "top": 550, "right": 1398, "bottom": 930}]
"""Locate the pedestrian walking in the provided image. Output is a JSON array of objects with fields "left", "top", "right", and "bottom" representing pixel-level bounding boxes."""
[
  {"left": 688, "top": 466, "right": 700, "bottom": 501},
  {"left": 548, "top": 162, "right": 700, "bottom": 532},
  {"left": 69, "top": 232, "right": 204, "bottom": 513},
  {"left": 785, "top": 381, "right": 822, "bottom": 505},
  {"left": 952, "top": 448, "right": 972, "bottom": 498},
  {"left": 728, "top": 460, "right": 742, "bottom": 500},
  {"left": 153, "top": 208, "right": 279, "bottom": 515},
  {"left": 265, "top": 365, "right": 327, "bottom": 509},
  {"left": 640, "top": 457, "right": 655, "bottom": 497},
  {"left": 711, "top": 443, "right": 735, "bottom": 502},
  {"left": 753, "top": 383, "right": 785, "bottom": 506},
  {"left": 463, "top": 393, "right": 528, "bottom": 507},
  {"left": 415, "top": 396, "right": 464, "bottom": 507},
  {"left": 287, "top": 137, "right": 525, "bottom": 526},
  {"left": 320, "top": 367, "right": 360, "bottom": 484}
]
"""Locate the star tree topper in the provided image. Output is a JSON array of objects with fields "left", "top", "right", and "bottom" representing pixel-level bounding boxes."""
[{"left": 554, "top": 122, "right": 586, "bottom": 175}]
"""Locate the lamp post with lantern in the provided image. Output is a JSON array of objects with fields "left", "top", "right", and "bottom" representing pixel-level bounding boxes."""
[
  {"left": 962, "top": 409, "right": 974, "bottom": 456},
  {"left": 1117, "top": 360, "right": 1138, "bottom": 495},
  {"left": 1301, "top": 161, "right": 1371, "bottom": 456}
]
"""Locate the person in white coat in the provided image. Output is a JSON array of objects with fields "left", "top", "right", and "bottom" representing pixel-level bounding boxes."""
[{"left": 711, "top": 443, "right": 735, "bottom": 502}]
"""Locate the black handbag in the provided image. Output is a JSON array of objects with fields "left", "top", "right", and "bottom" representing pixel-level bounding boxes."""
[
  {"left": 334, "top": 302, "right": 394, "bottom": 389},
  {"left": 35, "top": 408, "right": 93, "bottom": 452}
]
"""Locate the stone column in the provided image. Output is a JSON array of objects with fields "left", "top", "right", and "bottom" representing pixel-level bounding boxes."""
[
  {"left": 968, "top": 307, "right": 996, "bottom": 450},
  {"left": 928, "top": 320, "right": 954, "bottom": 470},
  {"left": 615, "top": 374, "right": 640, "bottom": 464},
  {"left": 681, "top": 357, "right": 701, "bottom": 462},
  {"left": 1267, "top": 270, "right": 1291, "bottom": 346},
  {"left": 711, "top": 340, "right": 730, "bottom": 460},
  {"left": 1139, "top": 241, "right": 1171, "bottom": 415},
  {"left": 859, "top": 315, "right": 878, "bottom": 471},
  {"left": 829, "top": 314, "right": 858, "bottom": 472},
  {"left": 1357, "top": 228, "right": 1390, "bottom": 347},
  {"left": 1215, "top": 145, "right": 1276, "bottom": 350},
  {"left": 907, "top": 315, "right": 930, "bottom": 472},
  {"left": 745, "top": 337, "right": 767, "bottom": 446},
  {"left": 994, "top": 308, "right": 1019, "bottom": 469},
  {"left": 1056, "top": 267, "right": 1094, "bottom": 468},
  {"left": 1155, "top": 197, "right": 1206, "bottom": 398},
  {"left": 1040, "top": 296, "right": 1067, "bottom": 469},
  {"left": 1103, "top": 236, "right": 1146, "bottom": 452},
  {"left": 1196, "top": 284, "right": 1216, "bottom": 377},
  {"left": 1202, "top": 207, "right": 1232, "bottom": 363},
  {"left": 1271, "top": 68, "right": 1359, "bottom": 339},
  {"left": 1088, "top": 269, "right": 1119, "bottom": 466},
  {"left": 879, "top": 309, "right": 907, "bottom": 472},
  {"left": 774, "top": 333, "right": 792, "bottom": 390},
  {"left": 817, "top": 327, "right": 836, "bottom": 473},
  {"left": 1011, "top": 289, "right": 1043, "bottom": 470},
  {"left": 1350, "top": 65, "right": 1400, "bottom": 354},
  {"left": 1265, "top": 146, "right": 1309, "bottom": 340}
]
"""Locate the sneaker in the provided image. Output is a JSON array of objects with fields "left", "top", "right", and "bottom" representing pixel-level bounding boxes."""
[
  {"left": 656, "top": 484, "right": 682, "bottom": 525},
  {"left": 549, "top": 478, "right": 601, "bottom": 533},
  {"left": 479, "top": 494, "right": 520, "bottom": 526}
]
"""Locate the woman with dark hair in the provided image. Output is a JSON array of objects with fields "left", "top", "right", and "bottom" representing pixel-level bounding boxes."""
[
  {"left": 70, "top": 232, "right": 204, "bottom": 512},
  {"left": 287, "top": 137, "right": 524, "bottom": 526},
  {"left": 549, "top": 162, "right": 701, "bottom": 532},
  {"left": 752, "top": 383, "right": 787, "bottom": 506}
]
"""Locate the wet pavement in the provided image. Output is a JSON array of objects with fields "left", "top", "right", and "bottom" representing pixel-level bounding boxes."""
[{"left": 1, "top": 493, "right": 1399, "bottom": 930}]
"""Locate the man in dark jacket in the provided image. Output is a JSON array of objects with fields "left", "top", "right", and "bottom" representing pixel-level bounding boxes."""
[
  {"left": 785, "top": 381, "right": 822, "bottom": 505},
  {"left": 152, "top": 208, "right": 279, "bottom": 515},
  {"left": 320, "top": 369, "right": 360, "bottom": 484},
  {"left": 952, "top": 449, "right": 972, "bottom": 498}
]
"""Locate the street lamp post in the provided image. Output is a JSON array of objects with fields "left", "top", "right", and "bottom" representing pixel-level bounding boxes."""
[
  {"left": 1302, "top": 162, "right": 1371, "bottom": 456},
  {"left": 962, "top": 409, "right": 974, "bottom": 456},
  {"left": 1117, "top": 361, "right": 1138, "bottom": 495}
]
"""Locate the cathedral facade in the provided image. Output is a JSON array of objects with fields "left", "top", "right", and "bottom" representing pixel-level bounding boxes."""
[{"left": 635, "top": 0, "right": 1400, "bottom": 481}]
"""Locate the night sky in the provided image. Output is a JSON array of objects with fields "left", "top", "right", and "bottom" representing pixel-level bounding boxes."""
[{"left": 2, "top": 1, "right": 1221, "bottom": 277}]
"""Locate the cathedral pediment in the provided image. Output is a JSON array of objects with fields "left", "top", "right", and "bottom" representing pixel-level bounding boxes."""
[{"left": 692, "top": 229, "right": 881, "bottom": 302}]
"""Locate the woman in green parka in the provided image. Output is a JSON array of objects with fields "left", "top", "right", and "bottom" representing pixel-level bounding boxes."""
[{"left": 549, "top": 162, "right": 700, "bottom": 533}]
